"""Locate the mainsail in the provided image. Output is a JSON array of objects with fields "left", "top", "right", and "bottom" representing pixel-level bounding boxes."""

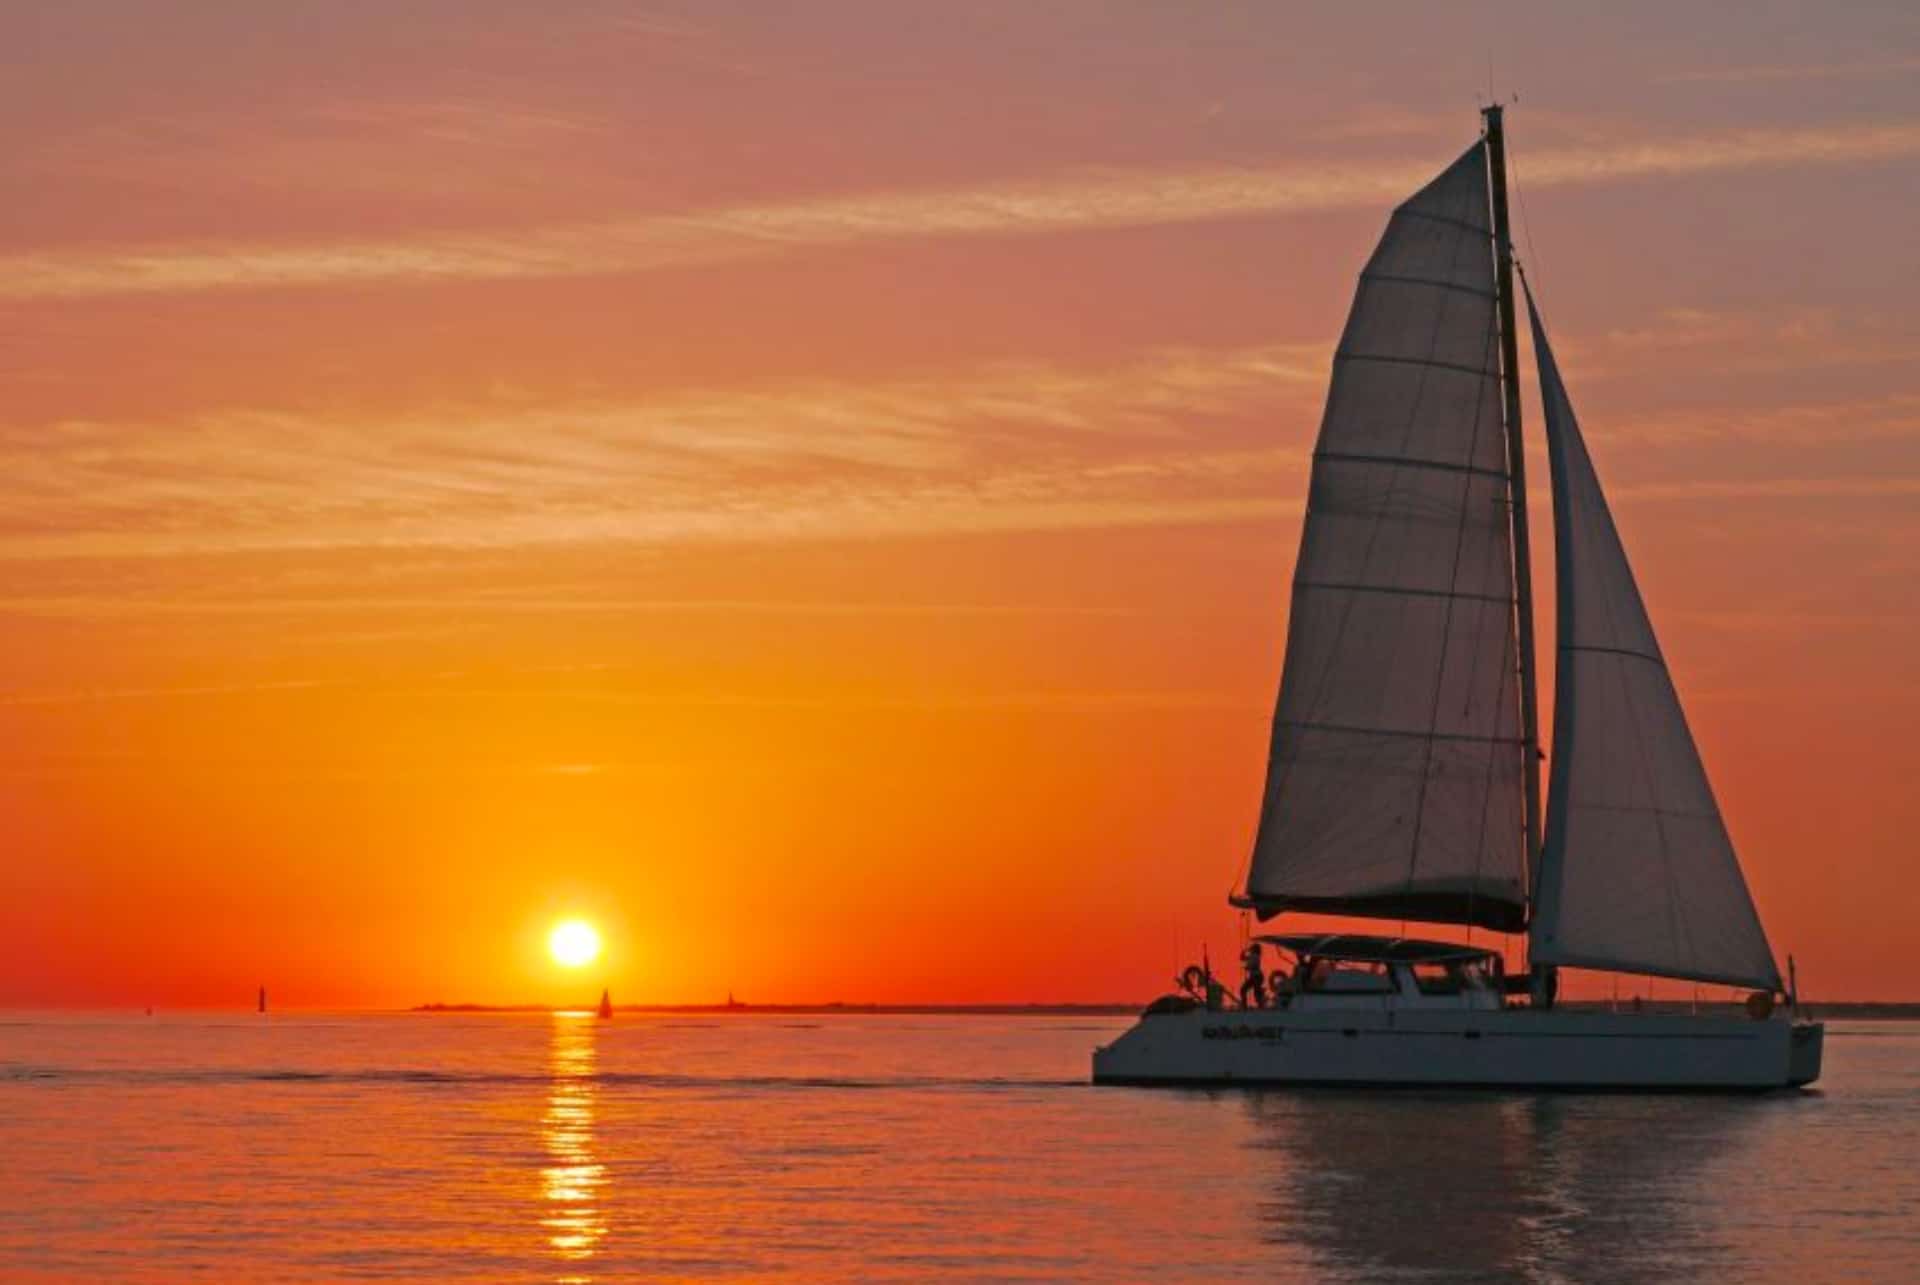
[
  {"left": 1242, "top": 145, "right": 1529, "bottom": 932},
  {"left": 1526, "top": 289, "right": 1782, "bottom": 991}
]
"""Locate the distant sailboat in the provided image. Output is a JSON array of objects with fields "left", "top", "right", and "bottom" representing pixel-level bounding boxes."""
[
  {"left": 1093, "top": 106, "right": 1823, "bottom": 1090},
  {"left": 597, "top": 988, "right": 613, "bottom": 1020},
  {"left": 257, "top": 985, "right": 267, "bottom": 1015}
]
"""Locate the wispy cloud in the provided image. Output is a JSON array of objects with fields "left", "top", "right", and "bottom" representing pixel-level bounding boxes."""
[
  {"left": 0, "top": 595, "right": 1161, "bottom": 621},
  {"left": 1595, "top": 393, "right": 1920, "bottom": 449},
  {"left": 1659, "top": 57, "right": 1920, "bottom": 85},
  {"left": 1514, "top": 122, "right": 1920, "bottom": 185},
  {"left": 3, "top": 315, "right": 1915, "bottom": 575},
  {"left": 0, "top": 342, "right": 1320, "bottom": 562},
  {"left": 5, "top": 122, "right": 1919, "bottom": 300},
  {"left": 1547, "top": 304, "right": 1920, "bottom": 431},
  {"left": 0, "top": 677, "right": 339, "bottom": 707},
  {"left": 1610, "top": 476, "right": 1920, "bottom": 504},
  {"left": 31, "top": 98, "right": 610, "bottom": 196}
]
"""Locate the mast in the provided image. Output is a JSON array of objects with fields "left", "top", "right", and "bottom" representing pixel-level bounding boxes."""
[{"left": 1481, "top": 104, "right": 1544, "bottom": 903}]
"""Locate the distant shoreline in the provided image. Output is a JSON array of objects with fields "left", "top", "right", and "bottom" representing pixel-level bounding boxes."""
[
  {"left": 412, "top": 1002, "right": 1144, "bottom": 1016},
  {"left": 409, "top": 1000, "right": 1920, "bottom": 1019}
]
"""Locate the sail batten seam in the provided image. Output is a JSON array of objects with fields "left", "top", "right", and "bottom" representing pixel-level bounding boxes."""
[
  {"left": 1559, "top": 642, "right": 1666, "bottom": 666},
  {"left": 1333, "top": 352, "right": 1496, "bottom": 380},
  {"left": 1312, "top": 450, "right": 1507, "bottom": 482},
  {"left": 1394, "top": 207, "right": 1490, "bottom": 237},
  {"left": 1359, "top": 270, "right": 1497, "bottom": 301},
  {"left": 1294, "top": 581, "right": 1513, "bottom": 606},
  {"left": 1277, "top": 718, "right": 1525, "bottom": 746}
]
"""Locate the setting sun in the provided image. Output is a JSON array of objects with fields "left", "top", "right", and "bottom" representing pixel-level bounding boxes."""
[{"left": 547, "top": 920, "right": 602, "bottom": 970}]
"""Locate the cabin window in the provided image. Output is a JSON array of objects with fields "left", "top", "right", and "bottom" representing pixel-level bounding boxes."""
[
  {"left": 1410, "top": 962, "right": 1466, "bottom": 995},
  {"left": 1405, "top": 960, "right": 1494, "bottom": 994},
  {"left": 1301, "top": 959, "right": 1392, "bottom": 993}
]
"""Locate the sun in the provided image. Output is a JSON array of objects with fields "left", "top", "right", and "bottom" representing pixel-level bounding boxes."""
[{"left": 548, "top": 919, "right": 602, "bottom": 969}]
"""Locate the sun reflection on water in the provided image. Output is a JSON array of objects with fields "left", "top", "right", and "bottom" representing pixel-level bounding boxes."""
[{"left": 541, "top": 1013, "right": 608, "bottom": 1279}]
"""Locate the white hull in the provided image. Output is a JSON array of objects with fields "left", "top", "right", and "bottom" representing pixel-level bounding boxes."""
[{"left": 1093, "top": 1007, "right": 1823, "bottom": 1091}]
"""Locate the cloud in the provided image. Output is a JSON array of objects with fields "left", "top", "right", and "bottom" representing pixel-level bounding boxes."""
[
  {"left": 32, "top": 99, "right": 610, "bottom": 200},
  {"left": 0, "top": 677, "right": 338, "bottom": 706},
  {"left": 5, "top": 122, "right": 1919, "bottom": 300},
  {"left": 1658, "top": 57, "right": 1920, "bottom": 84},
  {"left": 0, "top": 595, "right": 1160, "bottom": 621},
  {"left": 1514, "top": 122, "right": 1920, "bottom": 185},
  {"left": 0, "top": 342, "right": 1320, "bottom": 562},
  {"left": 2, "top": 314, "right": 1915, "bottom": 577},
  {"left": 1609, "top": 476, "right": 1920, "bottom": 504},
  {"left": 1592, "top": 394, "right": 1920, "bottom": 449}
]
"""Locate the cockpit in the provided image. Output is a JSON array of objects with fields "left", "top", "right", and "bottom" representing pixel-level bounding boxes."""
[{"left": 1256, "top": 934, "right": 1508, "bottom": 1011}]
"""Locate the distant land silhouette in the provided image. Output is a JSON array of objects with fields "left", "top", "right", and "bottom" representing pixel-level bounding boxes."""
[
  {"left": 409, "top": 1000, "right": 1920, "bottom": 1019},
  {"left": 413, "top": 1001, "right": 1144, "bottom": 1016}
]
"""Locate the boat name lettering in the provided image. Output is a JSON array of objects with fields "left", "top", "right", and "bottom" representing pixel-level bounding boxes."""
[{"left": 1200, "top": 1025, "right": 1284, "bottom": 1042}]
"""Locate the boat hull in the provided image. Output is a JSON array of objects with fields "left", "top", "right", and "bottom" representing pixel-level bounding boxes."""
[{"left": 1092, "top": 1007, "right": 1823, "bottom": 1091}]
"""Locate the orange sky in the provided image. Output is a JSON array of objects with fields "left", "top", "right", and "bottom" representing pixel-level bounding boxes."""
[{"left": 3, "top": 4, "right": 1917, "bottom": 1006}]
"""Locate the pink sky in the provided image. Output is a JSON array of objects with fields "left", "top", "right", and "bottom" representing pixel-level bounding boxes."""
[{"left": 2, "top": 3, "right": 1916, "bottom": 1005}]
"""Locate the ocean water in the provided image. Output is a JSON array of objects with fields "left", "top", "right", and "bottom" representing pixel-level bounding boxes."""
[{"left": 2, "top": 1013, "right": 1915, "bottom": 1282}]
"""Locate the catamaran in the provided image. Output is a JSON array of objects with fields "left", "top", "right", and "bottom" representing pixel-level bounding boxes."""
[{"left": 1093, "top": 107, "right": 1823, "bottom": 1090}]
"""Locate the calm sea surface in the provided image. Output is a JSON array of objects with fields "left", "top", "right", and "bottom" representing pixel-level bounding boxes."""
[{"left": 2, "top": 1013, "right": 1915, "bottom": 1282}]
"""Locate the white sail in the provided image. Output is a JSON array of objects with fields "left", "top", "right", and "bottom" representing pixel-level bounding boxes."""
[
  {"left": 1527, "top": 290, "right": 1781, "bottom": 991},
  {"left": 1244, "top": 145, "right": 1528, "bottom": 932}
]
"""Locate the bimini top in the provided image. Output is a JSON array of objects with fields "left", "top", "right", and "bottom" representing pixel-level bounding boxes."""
[{"left": 1254, "top": 934, "right": 1499, "bottom": 966}]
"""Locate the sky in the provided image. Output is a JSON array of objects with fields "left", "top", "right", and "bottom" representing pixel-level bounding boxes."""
[{"left": 2, "top": 2, "right": 1916, "bottom": 1007}]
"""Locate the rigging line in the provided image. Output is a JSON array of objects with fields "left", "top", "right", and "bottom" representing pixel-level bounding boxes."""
[
  {"left": 1451, "top": 147, "right": 1528, "bottom": 921},
  {"left": 1460, "top": 299, "right": 1524, "bottom": 934},
  {"left": 1488, "top": 116, "right": 1545, "bottom": 925},
  {"left": 1509, "top": 133, "right": 1546, "bottom": 308},
  {"left": 1403, "top": 204, "right": 1506, "bottom": 905},
  {"left": 1466, "top": 544, "right": 1524, "bottom": 939},
  {"left": 1461, "top": 324, "right": 1513, "bottom": 935}
]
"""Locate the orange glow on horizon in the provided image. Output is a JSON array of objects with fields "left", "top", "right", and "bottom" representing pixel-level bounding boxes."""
[{"left": 1, "top": 7, "right": 1915, "bottom": 1008}]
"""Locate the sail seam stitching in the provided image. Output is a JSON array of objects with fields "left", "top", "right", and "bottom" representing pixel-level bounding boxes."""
[
  {"left": 1277, "top": 718, "right": 1524, "bottom": 746},
  {"left": 1360, "top": 270, "right": 1497, "bottom": 301},
  {"left": 1295, "top": 581, "right": 1512, "bottom": 606},
  {"left": 1559, "top": 642, "right": 1666, "bottom": 667},
  {"left": 1335, "top": 352, "right": 1495, "bottom": 380},
  {"left": 1566, "top": 801, "right": 1719, "bottom": 819},
  {"left": 1396, "top": 207, "right": 1490, "bottom": 237},
  {"left": 1312, "top": 450, "right": 1506, "bottom": 482}
]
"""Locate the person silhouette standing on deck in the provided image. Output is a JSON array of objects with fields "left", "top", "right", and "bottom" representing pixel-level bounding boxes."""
[{"left": 1239, "top": 942, "right": 1267, "bottom": 1009}]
